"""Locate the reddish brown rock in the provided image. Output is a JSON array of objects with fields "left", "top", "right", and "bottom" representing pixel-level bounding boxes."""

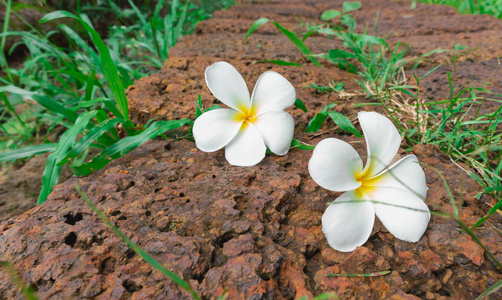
[{"left": 1, "top": 0, "right": 502, "bottom": 299}]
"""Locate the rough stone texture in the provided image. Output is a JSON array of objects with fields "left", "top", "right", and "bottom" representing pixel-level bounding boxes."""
[
  {"left": 1, "top": 0, "right": 502, "bottom": 299},
  {"left": 0, "top": 154, "right": 71, "bottom": 222}
]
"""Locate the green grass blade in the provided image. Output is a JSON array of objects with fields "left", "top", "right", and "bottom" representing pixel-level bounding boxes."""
[
  {"left": 174, "top": 1, "right": 189, "bottom": 45},
  {"left": 58, "top": 118, "right": 124, "bottom": 166},
  {"left": 72, "top": 119, "right": 193, "bottom": 176},
  {"left": 298, "top": 292, "right": 339, "bottom": 300},
  {"left": 328, "top": 111, "right": 362, "bottom": 137},
  {"left": 40, "top": 11, "right": 130, "bottom": 121},
  {"left": 0, "top": 144, "right": 57, "bottom": 162},
  {"left": 476, "top": 278, "right": 502, "bottom": 300},
  {"left": 75, "top": 184, "right": 201, "bottom": 300},
  {"left": 254, "top": 59, "right": 303, "bottom": 67},
  {"left": 33, "top": 94, "right": 79, "bottom": 123},
  {"left": 271, "top": 21, "right": 322, "bottom": 67},
  {"left": 245, "top": 17, "right": 269, "bottom": 39},
  {"left": 290, "top": 139, "right": 315, "bottom": 150},
  {"left": 0, "top": 0, "right": 12, "bottom": 73},
  {"left": 38, "top": 111, "right": 98, "bottom": 205},
  {"left": 0, "top": 86, "right": 79, "bottom": 123},
  {"left": 326, "top": 270, "right": 390, "bottom": 277}
]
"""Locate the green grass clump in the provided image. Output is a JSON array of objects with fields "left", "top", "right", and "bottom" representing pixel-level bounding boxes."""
[
  {"left": 246, "top": 2, "right": 420, "bottom": 96},
  {"left": 0, "top": 0, "right": 235, "bottom": 202},
  {"left": 411, "top": 0, "right": 502, "bottom": 19}
]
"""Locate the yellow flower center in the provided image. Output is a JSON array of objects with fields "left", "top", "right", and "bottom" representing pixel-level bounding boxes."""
[
  {"left": 234, "top": 104, "right": 257, "bottom": 126},
  {"left": 354, "top": 171, "right": 379, "bottom": 198}
]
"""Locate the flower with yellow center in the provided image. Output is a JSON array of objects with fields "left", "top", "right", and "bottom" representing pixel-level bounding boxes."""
[
  {"left": 193, "top": 62, "right": 296, "bottom": 166},
  {"left": 308, "top": 112, "right": 430, "bottom": 252}
]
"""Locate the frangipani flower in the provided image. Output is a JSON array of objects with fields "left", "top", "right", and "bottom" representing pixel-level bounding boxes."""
[
  {"left": 309, "top": 112, "right": 430, "bottom": 252},
  {"left": 193, "top": 62, "right": 296, "bottom": 167}
]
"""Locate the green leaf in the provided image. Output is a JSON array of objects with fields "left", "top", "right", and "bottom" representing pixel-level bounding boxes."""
[
  {"left": 72, "top": 119, "right": 192, "bottom": 176},
  {"left": 343, "top": 1, "right": 362, "bottom": 13},
  {"left": 38, "top": 111, "right": 98, "bottom": 204},
  {"left": 290, "top": 139, "right": 315, "bottom": 150},
  {"left": 320, "top": 9, "right": 342, "bottom": 21},
  {"left": 75, "top": 184, "right": 201, "bottom": 300},
  {"left": 485, "top": 186, "right": 502, "bottom": 192},
  {"left": 328, "top": 111, "right": 362, "bottom": 137},
  {"left": 294, "top": 98, "right": 308, "bottom": 113},
  {"left": 255, "top": 59, "right": 303, "bottom": 67},
  {"left": 245, "top": 17, "right": 269, "bottom": 39},
  {"left": 306, "top": 103, "right": 336, "bottom": 132},
  {"left": 354, "top": 34, "right": 389, "bottom": 48},
  {"left": 306, "top": 112, "right": 328, "bottom": 133},
  {"left": 341, "top": 15, "right": 356, "bottom": 31},
  {"left": 328, "top": 49, "right": 357, "bottom": 59},
  {"left": 0, "top": 144, "right": 57, "bottom": 162},
  {"left": 271, "top": 21, "right": 322, "bottom": 67}
]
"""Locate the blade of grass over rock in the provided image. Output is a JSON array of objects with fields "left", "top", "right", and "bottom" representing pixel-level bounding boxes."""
[
  {"left": 328, "top": 111, "right": 362, "bottom": 137},
  {"left": 74, "top": 184, "right": 201, "bottom": 300},
  {"left": 246, "top": 18, "right": 322, "bottom": 67},
  {"left": 326, "top": 270, "right": 390, "bottom": 277},
  {"left": 72, "top": 119, "right": 193, "bottom": 176},
  {"left": 0, "top": 144, "right": 57, "bottom": 162},
  {"left": 476, "top": 278, "right": 502, "bottom": 300},
  {"left": 470, "top": 198, "right": 502, "bottom": 231},
  {"left": 298, "top": 292, "right": 339, "bottom": 300},
  {"left": 0, "top": 261, "right": 38, "bottom": 300},
  {"left": 255, "top": 59, "right": 303, "bottom": 67},
  {"left": 40, "top": 11, "right": 130, "bottom": 122},
  {"left": 38, "top": 111, "right": 98, "bottom": 205}
]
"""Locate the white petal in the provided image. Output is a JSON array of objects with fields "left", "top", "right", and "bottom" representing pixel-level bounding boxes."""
[
  {"left": 367, "top": 155, "right": 427, "bottom": 200},
  {"left": 225, "top": 123, "right": 266, "bottom": 167},
  {"left": 250, "top": 71, "right": 296, "bottom": 115},
  {"left": 205, "top": 62, "right": 250, "bottom": 111},
  {"left": 308, "top": 138, "right": 363, "bottom": 192},
  {"left": 193, "top": 109, "right": 242, "bottom": 152},
  {"left": 322, "top": 191, "right": 375, "bottom": 252},
  {"left": 358, "top": 111, "right": 402, "bottom": 178},
  {"left": 371, "top": 187, "right": 430, "bottom": 242},
  {"left": 253, "top": 111, "right": 294, "bottom": 156}
]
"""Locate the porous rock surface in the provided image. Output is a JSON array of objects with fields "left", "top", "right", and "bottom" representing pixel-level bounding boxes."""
[{"left": 1, "top": 0, "right": 502, "bottom": 299}]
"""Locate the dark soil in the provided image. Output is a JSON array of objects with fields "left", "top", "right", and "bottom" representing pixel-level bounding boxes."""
[{"left": 1, "top": 0, "right": 502, "bottom": 299}]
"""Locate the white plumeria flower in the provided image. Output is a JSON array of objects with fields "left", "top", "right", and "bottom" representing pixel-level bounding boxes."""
[
  {"left": 193, "top": 61, "right": 296, "bottom": 167},
  {"left": 309, "top": 111, "right": 430, "bottom": 252}
]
